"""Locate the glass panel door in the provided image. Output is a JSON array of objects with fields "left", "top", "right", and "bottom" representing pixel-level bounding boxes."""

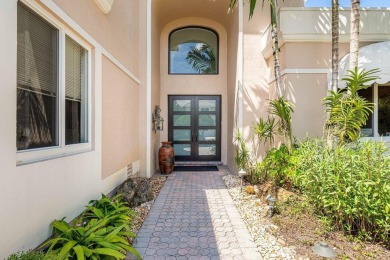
[{"left": 168, "top": 95, "right": 221, "bottom": 161}]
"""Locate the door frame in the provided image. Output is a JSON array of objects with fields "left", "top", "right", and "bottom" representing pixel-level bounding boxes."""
[{"left": 168, "top": 95, "right": 221, "bottom": 161}]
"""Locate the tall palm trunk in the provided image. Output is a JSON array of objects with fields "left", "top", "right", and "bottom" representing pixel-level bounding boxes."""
[
  {"left": 349, "top": 0, "right": 360, "bottom": 69},
  {"left": 270, "top": 0, "right": 282, "bottom": 98},
  {"left": 331, "top": 0, "right": 339, "bottom": 92}
]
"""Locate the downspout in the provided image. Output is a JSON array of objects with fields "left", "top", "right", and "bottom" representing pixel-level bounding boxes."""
[
  {"left": 146, "top": 0, "right": 152, "bottom": 177},
  {"left": 238, "top": 0, "right": 244, "bottom": 131}
]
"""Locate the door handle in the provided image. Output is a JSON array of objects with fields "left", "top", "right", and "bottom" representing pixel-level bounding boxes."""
[{"left": 195, "top": 132, "right": 198, "bottom": 142}]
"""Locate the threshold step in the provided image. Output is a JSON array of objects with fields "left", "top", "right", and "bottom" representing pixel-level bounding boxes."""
[{"left": 175, "top": 161, "right": 223, "bottom": 166}]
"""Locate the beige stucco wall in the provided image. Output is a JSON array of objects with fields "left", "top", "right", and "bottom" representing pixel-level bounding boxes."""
[
  {"left": 226, "top": 7, "right": 239, "bottom": 172},
  {"left": 0, "top": 0, "right": 140, "bottom": 257},
  {"left": 159, "top": 18, "right": 228, "bottom": 164},
  {"left": 53, "top": 0, "right": 139, "bottom": 77},
  {"left": 102, "top": 57, "right": 139, "bottom": 179}
]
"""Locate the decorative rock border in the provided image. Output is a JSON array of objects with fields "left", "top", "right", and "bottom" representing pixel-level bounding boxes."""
[{"left": 222, "top": 173, "right": 295, "bottom": 260}]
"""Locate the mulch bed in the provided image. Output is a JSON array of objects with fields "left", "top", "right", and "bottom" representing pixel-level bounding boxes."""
[{"left": 271, "top": 194, "right": 390, "bottom": 260}]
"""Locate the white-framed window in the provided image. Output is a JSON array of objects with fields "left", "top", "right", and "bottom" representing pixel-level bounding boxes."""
[
  {"left": 360, "top": 83, "right": 390, "bottom": 140},
  {"left": 16, "top": 1, "right": 91, "bottom": 165}
]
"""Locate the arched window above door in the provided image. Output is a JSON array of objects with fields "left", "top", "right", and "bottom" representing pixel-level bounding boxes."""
[{"left": 169, "top": 27, "right": 218, "bottom": 75}]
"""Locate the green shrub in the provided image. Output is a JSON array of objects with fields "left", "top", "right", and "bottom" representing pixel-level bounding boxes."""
[
  {"left": 42, "top": 194, "right": 140, "bottom": 260},
  {"left": 83, "top": 194, "right": 135, "bottom": 229},
  {"left": 292, "top": 139, "right": 390, "bottom": 245},
  {"left": 323, "top": 68, "right": 378, "bottom": 144},
  {"left": 261, "top": 144, "right": 295, "bottom": 187},
  {"left": 269, "top": 97, "right": 294, "bottom": 152},
  {"left": 7, "top": 250, "right": 56, "bottom": 260},
  {"left": 234, "top": 130, "right": 253, "bottom": 172},
  {"left": 42, "top": 217, "right": 139, "bottom": 260}
]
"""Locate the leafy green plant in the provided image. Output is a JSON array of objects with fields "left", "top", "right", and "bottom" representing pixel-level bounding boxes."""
[
  {"left": 269, "top": 97, "right": 294, "bottom": 152},
  {"left": 83, "top": 194, "right": 135, "bottom": 229},
  {"left": 234, "top": 130, "right": 253, "bottom": 172},
  {"left": 292, "top": 139, "right": 390, "bottom": 245},
  {"left": 323, "top": 68, "right": 379, "bottom": 144},
  {"left": 7, "top": 250, "right": 57, "bottom": 260},
  {"left": 261, "top": 144, "right": 295, "bottom": 187},
  {"left": 253, "top": 117, "right": 275, "bottom": 145},
  {"left": 42, "top": 217, "right": 140, "bottom": 260}
]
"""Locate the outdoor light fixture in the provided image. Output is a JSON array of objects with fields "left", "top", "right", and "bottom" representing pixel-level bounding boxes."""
[
  {"left": 152, "top": 106, "right": 164, "bottom": 133},
  {"left": 238, "top": 169, "right": 247, "bottom": 192},
  {"left": 266, "top": 194, "right": 277, "bottom": 217},
  {"left": 311, "top": 241, "right": 337, "bottom": 259}
]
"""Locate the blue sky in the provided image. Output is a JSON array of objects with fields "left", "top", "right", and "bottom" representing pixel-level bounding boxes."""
[
  {"left": 170, "top": 43, "right": 199, "bottom": 74},
  {"left": 305, "top": 0, "right": 390, "bottom": 7}
]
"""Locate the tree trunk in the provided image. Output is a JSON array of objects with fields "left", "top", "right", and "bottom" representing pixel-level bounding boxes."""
[
  {"left": 349, "top": 0, "right": 360, "bottom": 70},
  {"left": 331, "top": 0, "right": 339, "bottom": 92},
  {"left": 270, "top": 0, "right": 282, "bottom": 98}
]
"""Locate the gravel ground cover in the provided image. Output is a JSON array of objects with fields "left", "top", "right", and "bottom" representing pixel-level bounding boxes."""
[{"left": 223, "top": 174, "right": 295, "bottom": 260}]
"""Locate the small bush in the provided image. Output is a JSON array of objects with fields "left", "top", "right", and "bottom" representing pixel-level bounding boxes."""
[
  {"left": 261, "top": 144, "right": 295, "bottom": 187},
  {"left": 292, "top": 139, "right": 390, "bottom": 245},
  {"left": 7, "top": 250, "right": 56, "bottom": 260},
  {"left": 42, "top": 194, "right": 140, "bottom": 259},
  {"left": 83, "top": 194, "right": 135, "bottom": 229}
]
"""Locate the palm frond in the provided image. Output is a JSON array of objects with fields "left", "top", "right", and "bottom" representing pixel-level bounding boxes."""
[{"left": 186, "top": 44, "right": 216, "bottom": 74}]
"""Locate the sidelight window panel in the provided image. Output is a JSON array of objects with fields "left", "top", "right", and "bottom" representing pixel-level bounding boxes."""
[{"left": 65, "top": 36, "right": 88, "bottom": 145}]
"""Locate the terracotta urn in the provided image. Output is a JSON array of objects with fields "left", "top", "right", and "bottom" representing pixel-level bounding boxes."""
[{"left": 158, "top": 141, "right": 175, "bottom": 174}]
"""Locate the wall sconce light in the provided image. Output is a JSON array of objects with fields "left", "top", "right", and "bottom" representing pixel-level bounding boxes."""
[{"left": 152, "top": 106, "right": 164, "bottom": 133}]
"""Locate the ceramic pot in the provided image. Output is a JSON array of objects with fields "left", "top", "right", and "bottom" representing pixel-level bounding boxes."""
[{"left": 158, "top": 141, "right": 175, "bottom": 174}]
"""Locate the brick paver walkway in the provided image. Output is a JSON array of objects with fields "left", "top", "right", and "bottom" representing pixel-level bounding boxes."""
[{"left": 127, "top": 170, "right": 262, "bottom": 260}]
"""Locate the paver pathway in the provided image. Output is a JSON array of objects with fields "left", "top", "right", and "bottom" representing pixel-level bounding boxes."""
[{"left": 127, "top": 170, "right": 262, "bottom": 260}]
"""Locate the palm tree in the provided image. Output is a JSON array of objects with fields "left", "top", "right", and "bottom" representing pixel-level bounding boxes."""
[
  {"left": 229, "top": 0, "right": 282, "bottom": 98},
  {"left": 331, "top": 0, "right": 340, "bottom": 92},
  {"left": 186, "top": 44, "right": 216, "bottom": 74},
  {"left": 349, "top": 0, "right": 360, "bottom": 69}
]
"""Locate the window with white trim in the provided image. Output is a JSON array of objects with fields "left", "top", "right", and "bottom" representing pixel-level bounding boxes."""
[
  {"left": 360, "top": 83, "right": 390, "bottom": 137},
  {"left": 17, "top": 2, "right": 89, "bottom": 158}
]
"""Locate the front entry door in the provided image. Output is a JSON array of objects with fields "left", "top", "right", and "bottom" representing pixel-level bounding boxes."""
[{"left": 168, "top": 95, "right": 221, "bottom": 161}]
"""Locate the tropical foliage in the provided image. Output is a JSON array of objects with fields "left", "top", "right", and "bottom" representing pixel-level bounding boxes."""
[
  {"left": 292, "top": 139, "right": 390, "bottom": 245},
  {"left": 253, "top": 117, "right": 275, "bottom": 145},
  {"left": 260, "top": 144, "right": 295, "bottom": 187},
  {"left": 269, "top": 97, "right": 294, "bottom": 151},
  {"left": 41, "top": 194, "right": 140, "bottom": 260},
  {"left": 186, "top": 44, "right": 216, "bottom": 74},
  {"left": 83, "top": 194, "right": 135, "bottom": 229},
  {"left": 234, "top": 130, "right": 253, "bottom": 172},
  {"left": 7, "top": 250, "right": 57, "bottom": 260},
  {"left": 323, "top": 68, "right": 379, "bottom": 144}
]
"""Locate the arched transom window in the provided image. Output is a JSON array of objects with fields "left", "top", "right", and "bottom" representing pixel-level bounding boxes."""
[{"left": 169, "top": 27, "right": 218, "bottom": 74}]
